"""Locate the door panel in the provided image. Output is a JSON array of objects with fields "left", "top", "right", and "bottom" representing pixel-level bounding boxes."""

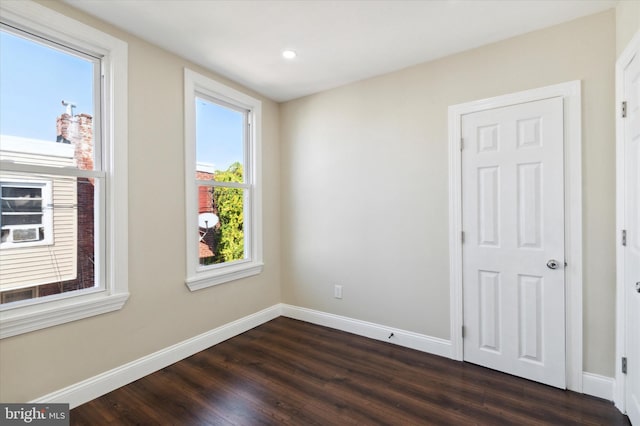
[
  {"left": 478, "top": 270, "right": 500, "bottom": 352},
  {"left": 518, "top": 274, "right": 542, "bottom": 362},
  {"left": 517, "top": 163, "right": 542, "bottom": 248},
  {"left": 624, "top": 49, "right": 640, "bottom": 425},
  {"left": 478, "top": 166, "right": 500, "bottom": 246},
  {"left": 462, "top": 97, "right": 566, "bottom": 388}
]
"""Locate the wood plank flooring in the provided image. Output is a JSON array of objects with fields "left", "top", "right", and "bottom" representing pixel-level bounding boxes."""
[{"left": 71, "top": 317, "right": 630, "bottom": 425}]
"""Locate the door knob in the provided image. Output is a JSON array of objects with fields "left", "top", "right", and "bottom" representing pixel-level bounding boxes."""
[
  {"left": 546, "top": 259, "right": 560, "bottom": 270},
  {"left": 636, "top": 282, "right": 640, "bottom": 293}
]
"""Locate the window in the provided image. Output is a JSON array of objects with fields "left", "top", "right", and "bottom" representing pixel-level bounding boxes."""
[
  {"left": 185, "top": 69, "right": 262, "bottom": 290},
  {"left": 1, "top": 181, "right": 53, "bottom": 247},
  {"left": 0, "top": 1, "right": 128, "bottom": 338}
]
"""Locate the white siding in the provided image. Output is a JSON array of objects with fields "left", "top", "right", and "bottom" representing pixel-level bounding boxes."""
[{"left": 0, "top": 138, "right": 78, "bottom": 291}]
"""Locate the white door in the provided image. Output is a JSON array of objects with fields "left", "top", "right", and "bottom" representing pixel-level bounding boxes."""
[
  {"left": 462, "top": 97, "right": 566, "bottom": 388},
  {"left": 623, "top": 48, "right": 640, "bottom": 425}
]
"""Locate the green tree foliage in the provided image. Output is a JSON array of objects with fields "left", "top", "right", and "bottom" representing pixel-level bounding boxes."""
[{"left": 210, "top": 162, "right": 244, "bottom": 264}]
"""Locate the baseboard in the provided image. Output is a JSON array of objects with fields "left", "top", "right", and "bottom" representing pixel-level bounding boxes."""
[
  {"left": 31, "top": 304, "right": 281, "bottom": 408},
  {"left": 30, "top": 302, "right": 614, "bottom": 409},
  {"left": 582, "top": 372, "right": 615, "bottom": 401},
  {"left": 281, "top": 305, "right": 618, "bottom": 399},
  {"left": 280, "top": 304, "right": 453, "bottom": 359}
]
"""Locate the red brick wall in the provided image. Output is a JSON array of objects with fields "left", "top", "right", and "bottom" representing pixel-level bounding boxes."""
[
  {"left": 48, "top": 114, "right": 96, "bottom": 292},
  {"left": 75, "top": 115, "right": 95, "bottom": 288},
  {"left": 196, "top": 171, "right": 217, "bottom": 260},
  {"left": 196, "top": 171, "right": 214, "bottom": 214}
]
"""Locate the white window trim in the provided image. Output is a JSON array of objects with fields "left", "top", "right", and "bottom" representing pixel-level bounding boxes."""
[
  {"left": 184, "top": 68, "right": 263, "bottom": 291},
  {"left": 0, "top": 180, "right": 53, "bottom": 248},
  {"left": 0, "top": 0, "right": 128, "bottom": 339}
]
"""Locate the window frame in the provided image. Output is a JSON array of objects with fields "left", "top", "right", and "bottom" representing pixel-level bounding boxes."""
[
  {"left": 184, "top": 68, "right": 263, "bottom": 291},
  {"left": 0, "top": 0, "right": 128, "bottom": 339}
]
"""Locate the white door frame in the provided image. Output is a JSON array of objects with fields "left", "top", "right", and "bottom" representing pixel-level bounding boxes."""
[
  {"left": 614, "top": 29, "right": 640, "bottom": 413},
  {"left": 448, "top": 81, "right": 583, "bottom": 392}
]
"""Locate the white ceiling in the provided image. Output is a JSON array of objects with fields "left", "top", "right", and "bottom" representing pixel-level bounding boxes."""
[{"left": 64, "top": 0, "right": 617, "bottom": 102}]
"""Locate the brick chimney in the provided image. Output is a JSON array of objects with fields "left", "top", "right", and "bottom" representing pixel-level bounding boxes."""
[
  {"left": 56, "top": 113, "right": 72, "bottom": 144},
  {"left": 74, "top": 113, "right": 93, "bottom": 171},
  {"left": 55, "top": 110, "right": 95, "bottom": 290},
  {"left": 55, "top": 112, "right": 93, "bottom": 171}
]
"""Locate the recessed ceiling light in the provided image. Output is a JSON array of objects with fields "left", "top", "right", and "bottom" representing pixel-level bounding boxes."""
[{"left": 282, "top": 50, "right": 297, "bottom": 59}]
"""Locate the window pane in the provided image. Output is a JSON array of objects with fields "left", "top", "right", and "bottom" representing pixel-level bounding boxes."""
[
  {"left": 2, "top": 199, "right": 42, "bottom": 213},
  {"left": 0, "top": 25, "right": 101, "bottom": 305},
  {"left": 2, "top": 187, "right": 42, "bottom": 198},
  {"left": 198, "top": 185, "right": 246, "bottom": 266},
  {"left": 195, "top": 96, "right": 245, "bottom": 182},
  {"left": 0, "top": 172, "right": 98, "bottom": 304},
  {"left": 1, "top": 214, "right": 43, "bottom": 226},
  {"left": 0, "top": 28, "right": 97, "bottom": 171}
]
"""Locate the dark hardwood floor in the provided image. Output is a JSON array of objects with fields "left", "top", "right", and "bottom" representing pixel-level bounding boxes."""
[{"left": 71, "top": 317, "right": 630, "bottom": 425}]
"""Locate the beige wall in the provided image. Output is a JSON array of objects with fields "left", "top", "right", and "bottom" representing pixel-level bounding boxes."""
[
  {"left": 0, "top": 1, "right": 624, "bottom": 403},
  {"left": 616, "top": 0, "right": 640, "bottom": 56},
  {"left": 281, "top": 11, "right": 616, "bottom": 376},
  {"left": 0, "top": 1, "right": 281, "bottom": 402}
]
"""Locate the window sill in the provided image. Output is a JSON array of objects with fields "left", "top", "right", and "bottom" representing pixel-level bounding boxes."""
[
  {"left": 185, "top": 262, "right": 264, "bottom": 291},
  {"left": 0, "top": 292, "right": 129, "bottom": 339}
]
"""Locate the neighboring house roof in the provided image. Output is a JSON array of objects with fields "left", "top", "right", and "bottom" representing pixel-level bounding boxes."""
[{"left": 0, "top": 135, "right": 75, "bottom": 160}]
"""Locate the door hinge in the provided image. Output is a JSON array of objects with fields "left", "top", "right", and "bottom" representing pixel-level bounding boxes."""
[
  {"left": 460, "top": 138, "right": 464, "bottom": 151},
  {"left": 622, "top": 101, "right": 627, "bottom": 118},
  {"left": 461, "top": 231, "right": 465, "bottom": 244},
  {"left": 622, "top": 357, "right": 627, "bottom": 374},
  {"left": 622, "top": 230, "right": 627, "bottom": 247},
  {"left": 462, "top": 325, "right": 466, "bottom": 338}
]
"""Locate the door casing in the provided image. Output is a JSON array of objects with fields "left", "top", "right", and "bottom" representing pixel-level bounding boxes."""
[
  {"left": 448, "top": 81, "right": 583, "bottom": 392},
  {"left": 614, "top": 29, "right": 640, "bottom": 415}
]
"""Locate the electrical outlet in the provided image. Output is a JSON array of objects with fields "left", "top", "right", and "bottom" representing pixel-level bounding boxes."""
[{"left": 334, "top": 284, "right": 343, "bottom": 299}]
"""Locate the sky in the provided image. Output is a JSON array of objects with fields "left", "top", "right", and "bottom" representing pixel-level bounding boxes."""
[
  {"left": 1, "top": 27, "right": 243, "bottom": 173},
  {"left": 0, "top": 29, "right": 94, "bottom": 141},
  {"left": 196, "top": 98, "right": 244, "bottom": 173}
]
